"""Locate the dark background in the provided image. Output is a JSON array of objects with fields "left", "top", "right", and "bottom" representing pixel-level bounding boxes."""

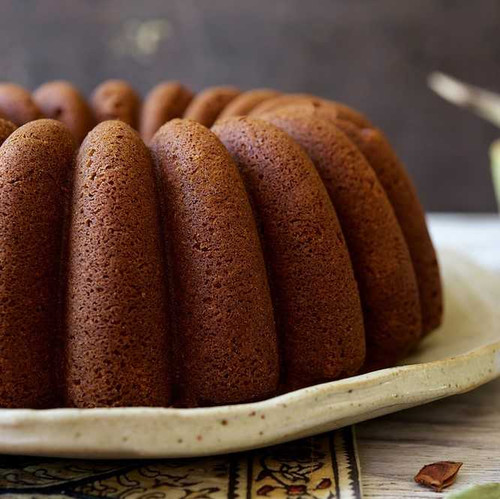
[{"left": 1, "top": 0, "right": 499, "bottom": 212}]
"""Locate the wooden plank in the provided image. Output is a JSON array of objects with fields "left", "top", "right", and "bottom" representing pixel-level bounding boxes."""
[{"left": 357, "top": 377, "right": 500, "bottom": 498}]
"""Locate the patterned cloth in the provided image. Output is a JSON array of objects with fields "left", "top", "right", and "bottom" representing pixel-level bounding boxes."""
[{"left": 0, "top": 427, "right": 362, "bottom": 498}]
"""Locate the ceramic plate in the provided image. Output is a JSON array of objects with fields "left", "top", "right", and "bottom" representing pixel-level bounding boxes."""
[{"left": 0, "top": 248, "right": 499, "bottom": 459}]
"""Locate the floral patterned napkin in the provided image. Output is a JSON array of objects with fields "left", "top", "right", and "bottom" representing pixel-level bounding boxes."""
[{"left": 0, "top": 427, "right": 362, "bottom": 498}]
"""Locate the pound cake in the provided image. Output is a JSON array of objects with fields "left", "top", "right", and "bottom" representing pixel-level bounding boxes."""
[
  {"left": 213, "top": 117, "right": 365, "bottom": 389},
  {"left": 0, "top": 118, "right": 16, "bottom": 145},
  {"left": 34, "top": 81, "right": 95, "bottom": 144},
  {"left": 254, "top": 100, "right": 443, "bottom": 336},
  {"left": 250, "top": 93, "right": 373, "bottom": 128},
  {"left": 90, "top": 79, "right": 141, "bottom": 128},
  {"left": 0, "top": 120, "right": 75, "bottom": 408},
  {"left": 218, "top": 89, "right": 281, "bottom": 118},
  {"left": 150, "top": 119, "right": 279, "bottom": 406},
  {"left": 0, "top": 83, "right": 43, "bottom": 125},
  {"left": 65, "top": 121, "right": 170, "bottom": 408},
  {"left": 0, "top": 80, "right": 442, "bottom": 408},
  {"left": 259, "top": 106, "right": 422, "bottom": 369},
  {"left": 333, "top": 119, "right": 442, "bottom": 335},
  {"left": 140, "top": 81, "right": 193, "bottom": 143},
  {"left": 183, "top": 86, "right": 240, "bottom": 127}
]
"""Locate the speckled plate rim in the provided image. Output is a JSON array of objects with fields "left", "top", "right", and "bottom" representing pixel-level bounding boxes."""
[
  {"left": 1, "top": 249, "right": 499, "bottom": 459},
  {"left": 0, "top": 340, "right": 498, "bottom": 459}
]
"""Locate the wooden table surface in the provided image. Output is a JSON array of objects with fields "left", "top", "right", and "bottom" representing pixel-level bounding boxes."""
[
  {"left": 358, "top": 377, "right": 500, "bottom": 498},
  {"left": 358, "top": 214, "right": 500, "bottom": 498}
]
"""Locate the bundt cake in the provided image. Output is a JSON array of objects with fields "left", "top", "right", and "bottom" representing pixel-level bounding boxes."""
[
  {"left": 333, "top": 119, "right": 442, "bottom": 335},
  {"left": 218, "top": 89, "right": 281, "bottom": 119},
  {"left": 33, "top": 81, "right": 95, "bottom": 144},
  {"left": 0, "top": 80, "right": 442, "bottom": 409},
  {"left": 140, "top": 81, "right": 193, "bottom": 143},
  {"left": 0, "top": 83, "right": 43, "bottom": 126},
  {"left": 256, "top": 106, "right": 422, "bottom": 369},
  {"left": 65, "top": 120, "right": 170, "bottom": 408},
  {"left": 183, "top": 86, "right": 241, "bottom": 127},
  {"left": 250, "top": 93, "right": 373, "bottom": 128},
  {"left": 0, "top": 118, "right": 16, "bottom": 146},
  {"left": 90, "top": 79, "right": 141, "bottom": 129},
  {"left": 150, "top": 119, "right": 279, "bottom": 406},
  {"left": 0, "top": 119, "right": 75, "bottom": 408},
  {"left": 212, "top": 117, "right": 365, "bottom": 389}
]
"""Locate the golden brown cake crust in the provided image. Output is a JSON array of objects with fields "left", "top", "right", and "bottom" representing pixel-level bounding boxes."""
[
  {"left": 65, "top": 120, "right": 170, "bottom": 408},
  {"left": 139, "top": 81, "right": 193, "bottom": 143},
  {"left": 250, "top": 93, "right": 372, "bottom": 128},
  {"left": 334, "top": 119, "right": 443, "bottom": 335},
  {"left": 261, "top": 107, "right": 422, "bottom": 369},
  {"left": 0, "top": 119, "right": 75, "bottom": 408},
  {"left": 33, "top": 80, "right": 95, "bottom": 144},
  {"left": 218, "top": 89, "right": 281, "bottom": 118},
  {"left": 213, "top": 117, "right": 365, "bottom": 389},
  {"left": 0, "top": 118, "right": 17, "bottom": 146},
  {"left": 0, "top": 83, "right": 43, "bottom": 125},
  {"left": 183, "top": 86, "right": 240, "bottom": 127},
  {"left": 150, "top": 119, "right": 279, "bottom": 406},
  {"left": 90, "top": 80, "right": 141, "bottom": 128}
]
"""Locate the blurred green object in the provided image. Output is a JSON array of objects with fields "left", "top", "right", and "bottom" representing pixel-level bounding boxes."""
[
  {"left": 490, "top": 140, "right": 500, "bottom": 213},
  {"left": 449, "top": 483, "right": 500, "bottom": 498}
]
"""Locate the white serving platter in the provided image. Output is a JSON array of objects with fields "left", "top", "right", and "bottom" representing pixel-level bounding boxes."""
[{"left": 0, "top": 247, "right": 499, "bottom": 459}]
